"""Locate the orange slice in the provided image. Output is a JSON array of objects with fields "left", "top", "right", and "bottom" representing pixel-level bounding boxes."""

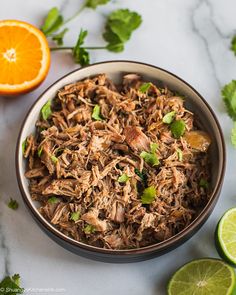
[{"left": 0, "top": 20, "right": 50, "bottom": 96}]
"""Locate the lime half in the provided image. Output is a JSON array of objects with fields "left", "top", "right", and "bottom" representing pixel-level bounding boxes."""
[
  {"left": 167, "top": 258, "right": 236, "bottom": 295},
  {"left": 216, "top": 208, "right": 236, "bottom": 266}
]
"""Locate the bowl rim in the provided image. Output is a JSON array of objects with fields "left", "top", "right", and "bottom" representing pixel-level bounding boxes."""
[{"left": 15, "top": 60, "right": 226, "bottom": 256}]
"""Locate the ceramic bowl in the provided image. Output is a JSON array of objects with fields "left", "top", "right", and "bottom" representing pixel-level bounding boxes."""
[{"left": 16, "top": 61, "right": 226, "bottom": 263}]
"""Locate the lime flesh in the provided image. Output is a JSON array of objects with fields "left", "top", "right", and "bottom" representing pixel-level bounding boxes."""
[
  {"left": 216, "top": 208, "right": 236, "bottom": 266},
  {"left": 167, "top": 258, "right": 236, "bottom": 295}
]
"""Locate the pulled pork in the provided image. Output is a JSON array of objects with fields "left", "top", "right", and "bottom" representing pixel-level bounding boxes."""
[{"left": 24, "top": 73, "right": 211, "bottom": 249}]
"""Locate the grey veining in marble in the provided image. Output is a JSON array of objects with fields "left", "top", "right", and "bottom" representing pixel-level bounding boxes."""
[{"left": 0, "top": 0, "right": 236, "bottom": 294}]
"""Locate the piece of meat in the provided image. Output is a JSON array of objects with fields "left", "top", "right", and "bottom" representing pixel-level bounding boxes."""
[
  {"left": 184, "top": 130, "right": 211, "bottom": 152},
  {"left": 109, "top": 201, "right": 125, "bottom": 223},
  {"left": 81, "top": 209, "right": 107, "bottom": 232},
  {"left": 124, "top": 126, "right": 150, "bottom": 152},
  {"left": 25, "top": 167, "right": 46, "bottom": 178}
]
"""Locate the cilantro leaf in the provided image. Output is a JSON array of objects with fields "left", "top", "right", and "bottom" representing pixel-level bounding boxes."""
[
  {"left": 73, "top": 29, "right": 90, "bottom": 66},
  {"left": 104, "top": 9, "right": 142, "bottom": 52},
  {"left": 70, "top": 211, "right": 80, "bottom": 222},
  {"left": 140, "top": 151, "right": 159, "bottom": 166},
  {"left": 141, "top": 186, "right": 156, "bottom": 204},
  {"left": 222, "top": 80, "right": 236, "bottom": 121},
  {"left": 48, "top": 197, "right": 59, "bottom": 204},
  {"left": 170, "top": 120, "right": 186, "bottom": 138},
  {"left": 0, "top": 274, "right": 24, "bottom": 294},
  {"left": 41, "top": 7, "right": 64, "bottom": 36},
  {"left": 150, "top": 143, "right": 158, "bottom": 153},
  {"left": 85, "top": 0, "right": 110, "bottom": 9},
  {"left": 52, "top": 28, "right": 69, "bottom": 46},
  {"left": 231, "top": 122, "right": 236, "bottom": 148},
  {"left": 37, "top": 146, "right": 43, "bottom": 157},
  {"left": 92, "top": 105, "right": 103, "bottom": 121},
  {"left": 118, "top": 174, "right": 130, "bottom": 183},
  {"left": 176, "top": 148, "right": 183, "bottom": 161},
  {"left": 8, "top": 198, "right": 19, "bottom": 210},
  {"left": 163, "top": 111, "right": 176, "bottom": 124},
  {"left": 22, "top": 139, "right": 27, "bottom": 155},
  {"left": 84, "top": 224, "right": 96, "bottom": 234},
  {"left": 41, "top": 100, "right": 52, "bottom": 120},
  {"left": 51, "top": 155, "right": 58, "bottom": 164},
  {"left": 231, "top": 35, "right": 236, "bottom": 56},
  {"left": 139, "top": 82, "right": 151, "bottom": 94},
  {"left": 199, "top": 178, "right": 209, "bottom": 189}
]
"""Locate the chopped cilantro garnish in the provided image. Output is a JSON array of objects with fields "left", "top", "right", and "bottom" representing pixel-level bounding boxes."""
[
  {"left": 37, "top": 146, "right": 43, "bottom": 157},
  {"left": 139, "top": 82, "right": 151, "bottom": 93},
  {"left": 48, "top": 196, "right": 59, "bottom": 204},
  {"left": 22, "top": 139, "right": 27, "bottom": 155},
  {"left": 41, "top": 100, "right": 52, "bottom": 120},
  {"left": 141, "top": 186, "right": 156, "bottom": 204},
  {"left": 222, "top": 80, "right": 236, "bottom": 121},
  {"left": 92, "top": 104, "right": 103, "bottom": 121},
  {"left": 231, "top": 122, "right": 236, "bottom": 148},
  {"left": 8, "top": 198, "right": 19, "bottom": 210},
  {"left": 70, "top": 211, "right": 80, "bottom": 222},
  {"left": 84, "top": 224, "right": 96, "bottom": 234},
  {"left": 176, "top": 148, "right": 183, "bottom": 161},
  {"left": 140, "top": 142, "right": 159, "bottom": 166},
  {"left": 0, "top": 274, "right": 24, "bottom": 294},
  {"left": 199, "top": 178, "right": 209, "bottom": 189},
  {"left": 51, "top": 155, "right": 58, "bottom": 164},
  {"left": 170, "top": 120, "right": 186, "bottom": 138},
  {"left": 162, "top": 111, "right": 176, "bottom": 124},
  {"left": 118, "top": 173, "right": 130, "bottom": 183},
  {"left": 134, "top": 168, "right": 147, "bottom": 185}
]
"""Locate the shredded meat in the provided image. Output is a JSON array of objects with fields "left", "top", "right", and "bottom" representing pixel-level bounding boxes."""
[{"left": 24, "top": 73, "right": 211, "bottom": 249}]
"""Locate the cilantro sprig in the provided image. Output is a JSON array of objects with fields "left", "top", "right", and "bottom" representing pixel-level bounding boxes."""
[
  {"left": 48, "top": 8, "right": 142, "bottom": 66},
  {"left": 8, "top": 198, "right": 19, "bottom": 210},
  {"left": 0, "top": 274, "right": 24, "bottom": 294}
]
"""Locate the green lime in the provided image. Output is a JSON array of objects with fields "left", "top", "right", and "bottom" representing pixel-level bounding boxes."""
[
  {"left": 216, "top": 208, "right": 236, "bottom": 267},
  {"left": 167, "top": 258, "right": 236, "bottom": 295}
]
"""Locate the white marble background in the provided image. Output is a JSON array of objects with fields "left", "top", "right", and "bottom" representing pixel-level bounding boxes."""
[{"left": 0, "top": 0, "right": 236, "bottom": 294}]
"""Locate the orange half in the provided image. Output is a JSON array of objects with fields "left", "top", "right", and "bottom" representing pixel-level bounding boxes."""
[{"left": 0, "top": 20, "right": 50, "bottom": 95}]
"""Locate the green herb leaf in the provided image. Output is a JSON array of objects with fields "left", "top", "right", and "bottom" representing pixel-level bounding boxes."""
[
  {"left": 8, "top": 198, "right": 19, "bottom": 210},
  {"left": 141, "top": 186, "right": 156, "bottom": 204},
  {"left": 73, "top": 29, "right": 90, "bottom": 66},
  {"left": 48, "top": 196, "right": 59, "bottom": 204},
  {"left": 52, "top": 28, "right": 69, "bottom": 46},
  {"left": 222, "top": 80, "right": 236, "bottom": 121},
  {"left": 84, "top": 224, "right": 96, "bottom": 234},
  {"left": 41, "top": 7, "right": 64, "bottom": 36},
  {"left": 51, "top": 155, "right": 58, "bottom": 164},
  {"left": 0, "top": 274, "right": 24, "bottom": 294},
  {"left": 231, "top": 35, "right": 236, "bottom": 56},
  {"left": 37, "top": 146, "right": 43, "bottom": 157},
  {"left": 139, "top": 82, "right": 151, "bottom": 94},
  {"left": 85, "top": 0, "right": 110, "bottom": 9},
  {"left": 199, "top": 178, "right": 209, "bottom": 189},
  {"left": 41, "top": 100, "right": 52, "bottom": 120},
  {"left": 134, "top": 168, "right": 147, "bottom": 185},
  {"left": 22, "top": 139, "right": 27, "bottom": 155},
  {"left": 92, "top": 104, "right": 103, "bottom": 121},
  {"left": 150, "top": 143, "right": 158, "bottom": 153},
  {"left": 140, "top": 151, "right": 159, "bottom": 166},
  {"left": 231, "top": 122, "right": 236, "bottom": 148},
  {"left": 163, "top": 111, "right": 176, "bottom": 124},
  {"left": 118, "top": 174, "right": 130, "bottom": 183},
  {"left": 170, "top": 120, "right": 186, "bottom": 138},
  {"left": 176, "top": 148, "right": 183, "bottom": 161},
  {"left": 70, "top": 211, "right": 80, "bottom": 222},
  {"left": 103, "top": 9, "right": 142, "bottom": 52}
]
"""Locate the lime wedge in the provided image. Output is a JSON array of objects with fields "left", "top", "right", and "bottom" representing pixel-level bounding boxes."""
[
  {"left": 216, "top": 208, "right": 236, "bottom": 266},
  {"left": 167, "top": 258, "right": 236, "bottom": 295}
]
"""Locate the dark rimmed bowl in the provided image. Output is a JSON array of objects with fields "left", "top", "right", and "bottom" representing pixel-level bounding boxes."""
[{"left": 16, "top": 61, "right": 226, "bottom": 263}]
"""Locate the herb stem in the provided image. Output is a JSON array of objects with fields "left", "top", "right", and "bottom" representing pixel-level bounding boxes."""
[
  {"left": 63, "top": 3, "right": 86, "bottom": 25},
  {"left": 50, "top": 46, "right": 106, "bottom": 51}
]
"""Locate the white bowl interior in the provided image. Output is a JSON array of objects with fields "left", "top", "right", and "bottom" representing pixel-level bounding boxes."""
[{"left": 17, "top": 61, "right": 224, "bottom": 247}]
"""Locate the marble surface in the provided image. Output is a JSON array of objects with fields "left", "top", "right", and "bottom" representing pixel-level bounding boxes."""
[{"left": 1, "top": 0, "right": 236, "bottom": 294}]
